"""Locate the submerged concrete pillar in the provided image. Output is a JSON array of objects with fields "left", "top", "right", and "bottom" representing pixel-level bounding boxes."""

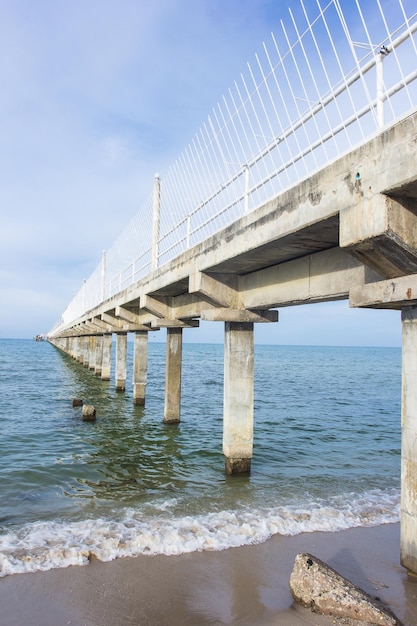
[
  {"left": 94, "top": 335, "right": 103, "bottom": 377},
  {"left": 101, "top": 333, "right": 112, "bottom": 381},
  {"left": 223, "top": 322, "right": 254, "bottom": 475},
  {"left": 133, "top": 331, "right": 148, "bottom": 406},
  {"left": 400, "top": 305, "right": 417, "bottom": 575},
  {"left": 164, "top": 328, "right": 183, "bottom": 423},
  {"left": 115, "top": 332, "right": 128, "bottom": 391}
]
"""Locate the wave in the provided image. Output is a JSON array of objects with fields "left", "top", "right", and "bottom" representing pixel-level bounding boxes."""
[{"left": 0, "top": 488, "right": 400, "bottom": 577}]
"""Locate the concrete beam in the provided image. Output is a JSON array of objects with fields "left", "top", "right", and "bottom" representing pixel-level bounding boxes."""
[
  {"left": 114, "top": 306, "right": 152, "bottom": 330},
  {"left": 150, "top": 318, "right": 199, "bottom": 328},
  {"left": 242, "top": 248, "right": 364, "bottom": 309},
  {"left": 350, "top": 273, "right": 417, "bottom": 309},
  {"left": 340, "top": 193, "right": 417, "bottom": 279},
  {"left": 101, "top": 312, "right": 138, "bottom": 332},
  {"left": 201, "top": 308, "right": 278, "bottom": 323},
  {"left": 92, "top": 316, "right": 116, "bottom": 333},
  {"left": 140, "top": 294, "right": 171, "bottom": 318},
  {"left": 189, "top": 269, "right": 239, "bottom": 307}
]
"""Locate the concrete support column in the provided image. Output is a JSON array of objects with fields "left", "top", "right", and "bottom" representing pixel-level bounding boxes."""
[
  {"left": 88, "top": 336, "right": 96, "bottom": 371},
  {"left": 74, "top": 337, "right": 81, "bottom": 363},
  {"left": 164, "top": 328, "right": 183, "bottom": 423},
  {"left": 94, "top": 335, "right": 103, "bottom": 377},
  {"left": 82, "top": 336, "right": 89, "bottom": 367},
  {"left": 223, "top": 322, "right": 254, "bottom": 475},
  {"left": 133, "top": 331, "right": 148, "bottom": 406},
  {"left": 115, "top": 333, "right": 128, "bottom": 392},
  {"left": 101, "top": 334, "right": 112, "bottom": 381},
  {"left": 74, "top": 337, "right": 80, "bottom": 360},
  {"left": 400, "top": 305, "right": 417, "bottom": 575}
]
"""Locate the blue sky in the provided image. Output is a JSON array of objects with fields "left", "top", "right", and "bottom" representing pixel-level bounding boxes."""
[{"left": 0, "top": 0, "right": 402, "bottom": 345}]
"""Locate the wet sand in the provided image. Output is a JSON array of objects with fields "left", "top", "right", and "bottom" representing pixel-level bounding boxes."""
[{"left": 0, "top": 522, "right": 416, "bottom": 625}]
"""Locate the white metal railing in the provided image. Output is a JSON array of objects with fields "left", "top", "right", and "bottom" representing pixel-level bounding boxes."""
[{"left": 49, "top": 0, "right": 417, "bottom": 336}]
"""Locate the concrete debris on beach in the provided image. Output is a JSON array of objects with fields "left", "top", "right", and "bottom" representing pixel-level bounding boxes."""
[
  {"left": 82, "top": 405, "right": 96, "bottom": 420},
  {"left": 289, "top": 553, "right": 402, "bottom": 625}
]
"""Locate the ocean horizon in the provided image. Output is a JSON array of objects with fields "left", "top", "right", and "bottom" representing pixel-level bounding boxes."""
[{"left": 0, "top": 338, "right": 401, "bottom": 577}]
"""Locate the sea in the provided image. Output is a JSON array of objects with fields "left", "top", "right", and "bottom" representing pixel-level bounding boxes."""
[{"left": 0, "top": 338, "right": 401, "bottom": 577}]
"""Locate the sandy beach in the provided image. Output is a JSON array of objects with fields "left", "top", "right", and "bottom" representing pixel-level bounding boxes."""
[{"left": 0, "top": 522, "right": 416, "bottom": 626}]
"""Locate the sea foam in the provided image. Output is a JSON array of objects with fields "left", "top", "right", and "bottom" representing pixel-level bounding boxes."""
[{"left": 0, "top": 488, "right": 400, "bottom": 577}]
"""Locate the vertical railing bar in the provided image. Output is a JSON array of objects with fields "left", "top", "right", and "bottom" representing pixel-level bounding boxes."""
[
  {"left": 239, "top": 69, "right": 271, "bottom": 205},
  {"left": 304, "top": 0, "right": 351, "bottom": 149},
  {"left": 270, "top": 31, "right": 305, "bottom": 178},
  {"left": 249, "top": 54, "right": 282, "bottom": 195},
  {"left": 211, "top": 103, "right": 246, "bottom": 223},
  {"left": 376, "top": 0, "right": 413, "bottom": 114},
  {"left": 234, "top": 73, "right": 266, "bottom": 206},
  {"left": 315, "top": 0, "right": 363, "bottom": 143},
  {"left": 211, "top": 104, "right": 240, "bottom": 181},
  {"left": 334, "top": 0, "right": 378, "bottom": 128},
  {"left": 197, "top": 118, "right": 226, "bottom": 195},
  {"left": 203, "top": 116, "right": 237, "bottom": 224},
  {"left": 193, "top": 129, "right": 219, "bottom": 234},
  {"left": 222, "top": 89, "right": 249, "bottom": 174},
  {"left": 260, "top": 41, "right": 295, "bottom": 187},
  {"left": 280, "top": 17, "right": 319, "bottom": 170},
  {"left": 214, "top": 101, "right": 243, "bottom": 181},
  {"left": 288, "top": 5, "right": 330, "bottom": 162},
  {"left": 398, "top": 0, "right": 417, "bottom": 56}
]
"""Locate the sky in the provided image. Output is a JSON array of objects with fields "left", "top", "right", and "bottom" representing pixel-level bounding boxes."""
[{"left": 0, "top": 0, "right": 402, "bottom": 345}]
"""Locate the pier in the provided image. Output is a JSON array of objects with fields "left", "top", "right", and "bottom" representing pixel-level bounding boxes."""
[{"left": 47, "top": 0, "right": 417, "bottom": 575}]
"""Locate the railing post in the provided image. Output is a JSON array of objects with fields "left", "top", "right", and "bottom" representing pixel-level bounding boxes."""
[
  {"left": 152, "top": 173, "right": 161, "bottom": 271},
  {"left": 376, "top": 46, "right": 389, "bottom": 130}
]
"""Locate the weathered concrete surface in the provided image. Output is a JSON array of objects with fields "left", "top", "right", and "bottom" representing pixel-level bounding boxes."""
[
  {"left": 223, "top": 322, "right": 254, "bottom": 474},
  {"left": 164, "top": 328, "right": 182, "bottom": 423},
  {"left": 289, "top": 553, "right": 402, "bottom": 625},
  {"left": 82, "top": 405, "right": 96, "bottom": 421},
  {"left": 115, "top": 333, "right": 127, "bottom": 392},
  {"left": 400, "top": 306, "right": 417, "bottom": 575},
  {"left": 133, "top": 331, "right": 148, "bottom": 406}
]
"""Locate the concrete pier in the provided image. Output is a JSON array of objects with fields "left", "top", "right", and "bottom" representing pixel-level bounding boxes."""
[
  {"left": 115, "top": 333, "right": 127, "bottom": 392},
  {"left": 133, "top": 331, "right": 148, "bottom": 406},
  {"left": 101, "top": 334, "right": 112, "bottom": 382},
  {"left": 223, "top": 322, "right": 254, "bottom": 474},
  {"left": 400, "top": 306, "right": 417, "bottom": 575},
  {"left": 164, "top": 328, "right": 182, "bottom": 423},
  {"left": 47, "top": 111, "right": 417, "bottom": 574}
]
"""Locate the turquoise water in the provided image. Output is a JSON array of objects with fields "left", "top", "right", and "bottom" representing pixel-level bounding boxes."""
[{"left": 0, "top": 339, "right": 401, "bottom": 575}]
